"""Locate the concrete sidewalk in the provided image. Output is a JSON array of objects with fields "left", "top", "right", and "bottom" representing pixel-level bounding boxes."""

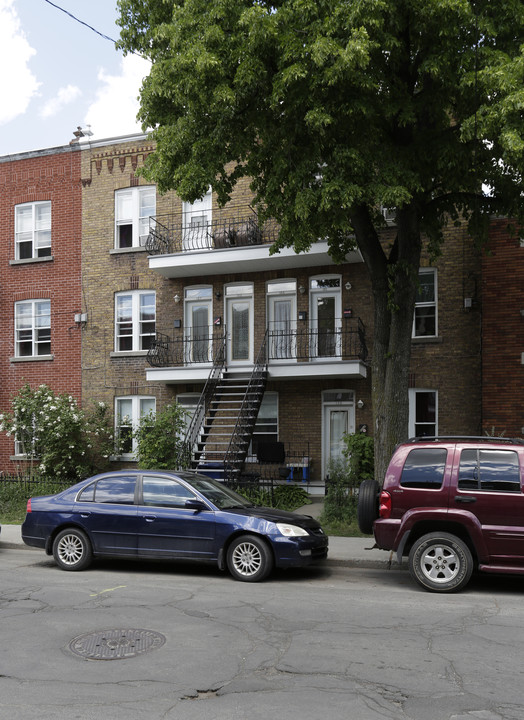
[{"left": 0, "top": 522, "right": 395, "bottom": 569}]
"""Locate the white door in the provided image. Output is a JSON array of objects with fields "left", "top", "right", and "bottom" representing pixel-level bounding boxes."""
[
  {"left": 185, "top": 299, "right": 212, "bottom": 363},
  {"left": 310, "top": 279, "right": 342, "bottom": 359},
  {"left": 183, "top": 188, "right": 212, "bottom": 250},
  {"left": 322, "top": 397, "right": 355, "bottom": 479},
  {"left": 268, "top": 295, "right": 296, "bottom": 360},
  {"left": 226, "top": 296, "right": 253, "bottom": 364}
]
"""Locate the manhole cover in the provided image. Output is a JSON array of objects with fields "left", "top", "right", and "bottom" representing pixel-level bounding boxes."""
[{"left": 69, "top": 628, "right": 166, "bottom": 661}]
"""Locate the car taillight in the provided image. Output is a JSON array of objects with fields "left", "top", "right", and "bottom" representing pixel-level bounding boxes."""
[
  {"left": 379, "top": 490, "right": 391, "bottom": 519},
  {"left": 26, "top": 498, "right": 32, "bottom": 513}
]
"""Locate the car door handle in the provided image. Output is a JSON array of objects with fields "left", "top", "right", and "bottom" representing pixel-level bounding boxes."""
[
  {"left": 455, "top": 496, "right": 477, "bottom": 503},
  {"left": 79, "top": 512, "right": 91, "bottom": 518},
  {"left": 143, "top": 515, "right": 157, "bottom": 522}
]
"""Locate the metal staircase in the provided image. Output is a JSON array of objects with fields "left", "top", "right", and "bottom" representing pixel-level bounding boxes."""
[{"left": 184, "top": 332, "right": 268, "bottom": 482}]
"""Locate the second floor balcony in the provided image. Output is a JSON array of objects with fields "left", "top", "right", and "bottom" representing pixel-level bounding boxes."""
[
  {"left": 145, "top": 205, "right": 362, "bottom": 278},
  {"left": 145, "top": 320, "right": 368, "bottom": 383}
]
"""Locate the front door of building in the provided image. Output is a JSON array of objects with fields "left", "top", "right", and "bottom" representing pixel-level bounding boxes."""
[
  {"left": 322, "top": 392, "right": 355, "bottom": 479},
  {"left": 226, "top": 288, "right": 253, "bottom": 365}
]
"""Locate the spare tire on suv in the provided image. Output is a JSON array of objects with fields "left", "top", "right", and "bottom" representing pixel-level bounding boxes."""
[{"left": 357, "top": 478, "right": 380, "bottom": 534}]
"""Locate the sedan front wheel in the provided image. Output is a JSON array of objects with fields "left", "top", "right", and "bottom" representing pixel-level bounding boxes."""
[
  {"left": 226, "top": 534, "right": 273, "bottom": 582},
  {"left": 53, "top": 528, "right": 93, "bottom": 571}
]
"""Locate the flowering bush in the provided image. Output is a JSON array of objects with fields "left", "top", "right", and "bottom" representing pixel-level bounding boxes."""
[{"left": 0, "top": 384, "right": 116, "bottom": 481}]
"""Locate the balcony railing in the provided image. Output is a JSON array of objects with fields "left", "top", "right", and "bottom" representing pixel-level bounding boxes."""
[
  {"left": 147, "top": 328, "right": 226, "bottom": 367},
  {"left": 147, "top": 320, "right": 367, "bottom": 368},
  {"left": 145, "top": 206, "right": 279, "bottom": 255}
]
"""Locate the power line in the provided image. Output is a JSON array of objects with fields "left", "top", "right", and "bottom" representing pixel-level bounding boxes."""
[{"left": 42, "top": 0, "right": 119, "bottom": 45}]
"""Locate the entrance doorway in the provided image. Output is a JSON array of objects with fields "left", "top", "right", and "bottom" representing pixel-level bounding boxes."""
[{"left": 321, "top": 390, "right": 355, "bottom": 479}]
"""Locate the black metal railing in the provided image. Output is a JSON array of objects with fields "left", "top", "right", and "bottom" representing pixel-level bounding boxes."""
[
  {"left": 147, "top": 327, "right": 227, "bottom": 367},
  {"left": 147, "top": 319, "right": 367, "bottom": 368},
  {"left": 183, "top": 333, "right": 227, "bottom": 466},
  {"left": 267, "top": 318, "right": 367, "bottom": 362},
  {"left": 145, "top": 206, "right": 279, "bottom": 255},
  {"left": 223, "top": 332, "right": 269, "bottom": 481}
]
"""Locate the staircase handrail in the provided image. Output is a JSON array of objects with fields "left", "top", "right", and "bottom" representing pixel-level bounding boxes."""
[
  {"left": 183, "top": 330, "right": 227, "bottom": 465},
  {"left": 223, "top": 331, "right": 269, "bottom": 481}
]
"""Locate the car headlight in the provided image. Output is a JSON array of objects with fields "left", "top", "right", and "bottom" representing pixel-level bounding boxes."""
[{"left": 276, "top": 523, "right": 309, "bottom": 537}]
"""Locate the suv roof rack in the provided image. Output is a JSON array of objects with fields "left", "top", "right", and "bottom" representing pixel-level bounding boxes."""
[{"left": 407, "top": 435, "right": 524, "bottom": 445}]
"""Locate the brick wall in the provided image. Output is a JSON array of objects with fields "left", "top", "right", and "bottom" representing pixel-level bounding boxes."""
[
  {"left": 0, "top": 146, "right": 83, "bottom": 470},
  {"left": 482, "top": 219, "right": 524, "bottom": 436}
]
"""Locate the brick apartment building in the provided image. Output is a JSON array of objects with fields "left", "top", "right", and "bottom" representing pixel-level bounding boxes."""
[
  {"left": 0, "top": 143, "right": 83, "bottom": 472},
  {"left": 482, "top": 218, "right": 524, "bottom": 437},
  {"left": 79, "top": 134, "right": 483, "bottom": 488},
  {"left": 0, "top": 133, "right": 485, "bottom": 483}
]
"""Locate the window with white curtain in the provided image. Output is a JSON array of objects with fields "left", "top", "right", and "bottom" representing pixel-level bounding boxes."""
[{"left": 115, "top": 396, "right": 156, "bottom": 456}]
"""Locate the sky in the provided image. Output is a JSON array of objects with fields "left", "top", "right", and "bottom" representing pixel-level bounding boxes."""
[{"left": 0, "top": 0, "right": 151, "bottom": 157}]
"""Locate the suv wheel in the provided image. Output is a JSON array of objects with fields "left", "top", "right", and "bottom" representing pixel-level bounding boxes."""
[
  {"left": 357, "top": 479, "right": 379, "bottom": 534},
  {"left": 408, "top": 532, "right": 473, "bottom": 593}
]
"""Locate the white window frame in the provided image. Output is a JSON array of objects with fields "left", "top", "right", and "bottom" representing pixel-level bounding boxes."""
[
  {"left": 115, "top": 186, "right": 156, "bottom": 249},
  {"left": 15, "top": 201, "right": 52, "bottom": 260},
  {"left": 15, "top": 299, "right": 51, "bottom": 358},
  {"left": 115, "top": 290, "right": 156, "bottom": 353},
  {"left": 408, "top": 389, "right": 438, "bottom": 438},
  {"left": 413, "top": 269, "right": 438, "bottom": 339},
  {"left": 115, "top": 396, "right": 156, "bottom": 458}
]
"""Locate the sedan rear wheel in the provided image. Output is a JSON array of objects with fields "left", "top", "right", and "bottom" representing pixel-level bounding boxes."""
[
  {"left": 408, "top": 532, "right": 473, "bottom": 593},
  {"left": 53, "top": 528, "right": 93, "bottom": 571},
  {"left": 226, "top": 534, "right": 273, "bottom": 582}
]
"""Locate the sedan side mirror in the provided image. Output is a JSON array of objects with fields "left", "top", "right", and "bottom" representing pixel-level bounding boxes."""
[{"left": 185, "top": 499, "right": 209, "bottom": 513}]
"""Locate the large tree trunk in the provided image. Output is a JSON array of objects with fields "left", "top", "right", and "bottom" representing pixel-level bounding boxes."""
[{"left": 352, "top": 205, "right": 422, "bottom": 484}]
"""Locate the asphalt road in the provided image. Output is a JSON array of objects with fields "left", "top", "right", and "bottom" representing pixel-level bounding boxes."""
[{"left": 2, "top": 547, "right": 524, "bottom": 719}]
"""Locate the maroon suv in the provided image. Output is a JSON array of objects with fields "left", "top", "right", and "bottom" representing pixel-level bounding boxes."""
[{"left": 358, "top": 436, "right": 524, "bottom": 592}]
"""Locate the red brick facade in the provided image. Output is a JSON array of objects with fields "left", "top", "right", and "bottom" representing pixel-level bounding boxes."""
[
  {"left": 482, "top": 219, "right": 524, "bottom": 436},
  {"left": 0, "top": 147, "right": 83, "bottom": 470}
]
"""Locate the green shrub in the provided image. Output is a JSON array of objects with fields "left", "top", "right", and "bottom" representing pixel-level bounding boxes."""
[{"left": 133, "top": 403, "right": 189, "bottom": 469}]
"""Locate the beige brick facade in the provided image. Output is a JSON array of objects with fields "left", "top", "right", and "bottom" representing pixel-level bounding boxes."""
[{"left": 78, "top": 135, "right": 482, "bottom": 482}]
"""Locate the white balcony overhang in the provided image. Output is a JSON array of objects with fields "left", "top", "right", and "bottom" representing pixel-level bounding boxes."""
[
  {"left": 146, "top": 359, "right": 367, "bottom": 384},
  {"left": 148, "top": 240, "right": 362, "bottom": 278}
]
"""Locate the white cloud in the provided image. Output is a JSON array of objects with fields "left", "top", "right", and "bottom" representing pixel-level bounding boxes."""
[
  {"left": 39, "top": 84, "right": 82, "bottom": 119},
  {"left": 0, "top": 0, "right": 40, "bottom": 124},
  {"left": 85, "top": 54, "right": 151, "bottom": 140}
]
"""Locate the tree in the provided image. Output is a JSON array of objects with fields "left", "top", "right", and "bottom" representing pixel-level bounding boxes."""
[
  {"left": 117, "top": 0, "right": 524, "bottom": 482},
  {"left": 133, "top": 402, "right": 189, "bottom": 469}
]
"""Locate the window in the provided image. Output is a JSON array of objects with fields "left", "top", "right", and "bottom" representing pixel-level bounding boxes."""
[
  {"left": 115, "top": 291, "right": 156, "bottom": 352},
  {"left": 400, "top": 448, "right": 447, "bottom": 489},
  {"left": 458, "top": 449, "right": 521, "bottom": 493},
  {"left": 409, "top": 390, "right": 437, "bottom": 437},
  {"left": 115, "top": 396, "right": 156, "bottom": 456},
  {"left": 142, "top": 476, "right": 196, "bottom": 507},
  {"left": 248, "top": 392, "right": 278, "bottom": 458},
  {"left": 15, "top": 300, "right": 51, "bottom": 357},
  {"left": 15, "top": 201, "right": 51, "bottom": 260},
  {"left": 413, "top": 269, "right": 437, "bottom": 338},
  {"left": 77, "top": 476, "right": 137, "bottom": 504},
  {"left": 115, "top": 186, "right": 156, "bottom": 249}
]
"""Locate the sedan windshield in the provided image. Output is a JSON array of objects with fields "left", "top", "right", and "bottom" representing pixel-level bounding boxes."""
[{"left": 186, "top": 475, "right": 253, "bottom": 509}]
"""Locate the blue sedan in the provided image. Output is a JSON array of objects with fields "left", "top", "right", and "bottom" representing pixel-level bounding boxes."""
[{"left": 21, "top": 470, "right": 328, "bottom": 582}]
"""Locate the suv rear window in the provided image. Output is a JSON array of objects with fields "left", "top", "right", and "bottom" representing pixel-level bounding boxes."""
[
  {"left": 458, "top": 449, "right": 521, "bottom": 492},
  {"left": 400, "top": 448, "right": 447, "bottom": 488}
]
